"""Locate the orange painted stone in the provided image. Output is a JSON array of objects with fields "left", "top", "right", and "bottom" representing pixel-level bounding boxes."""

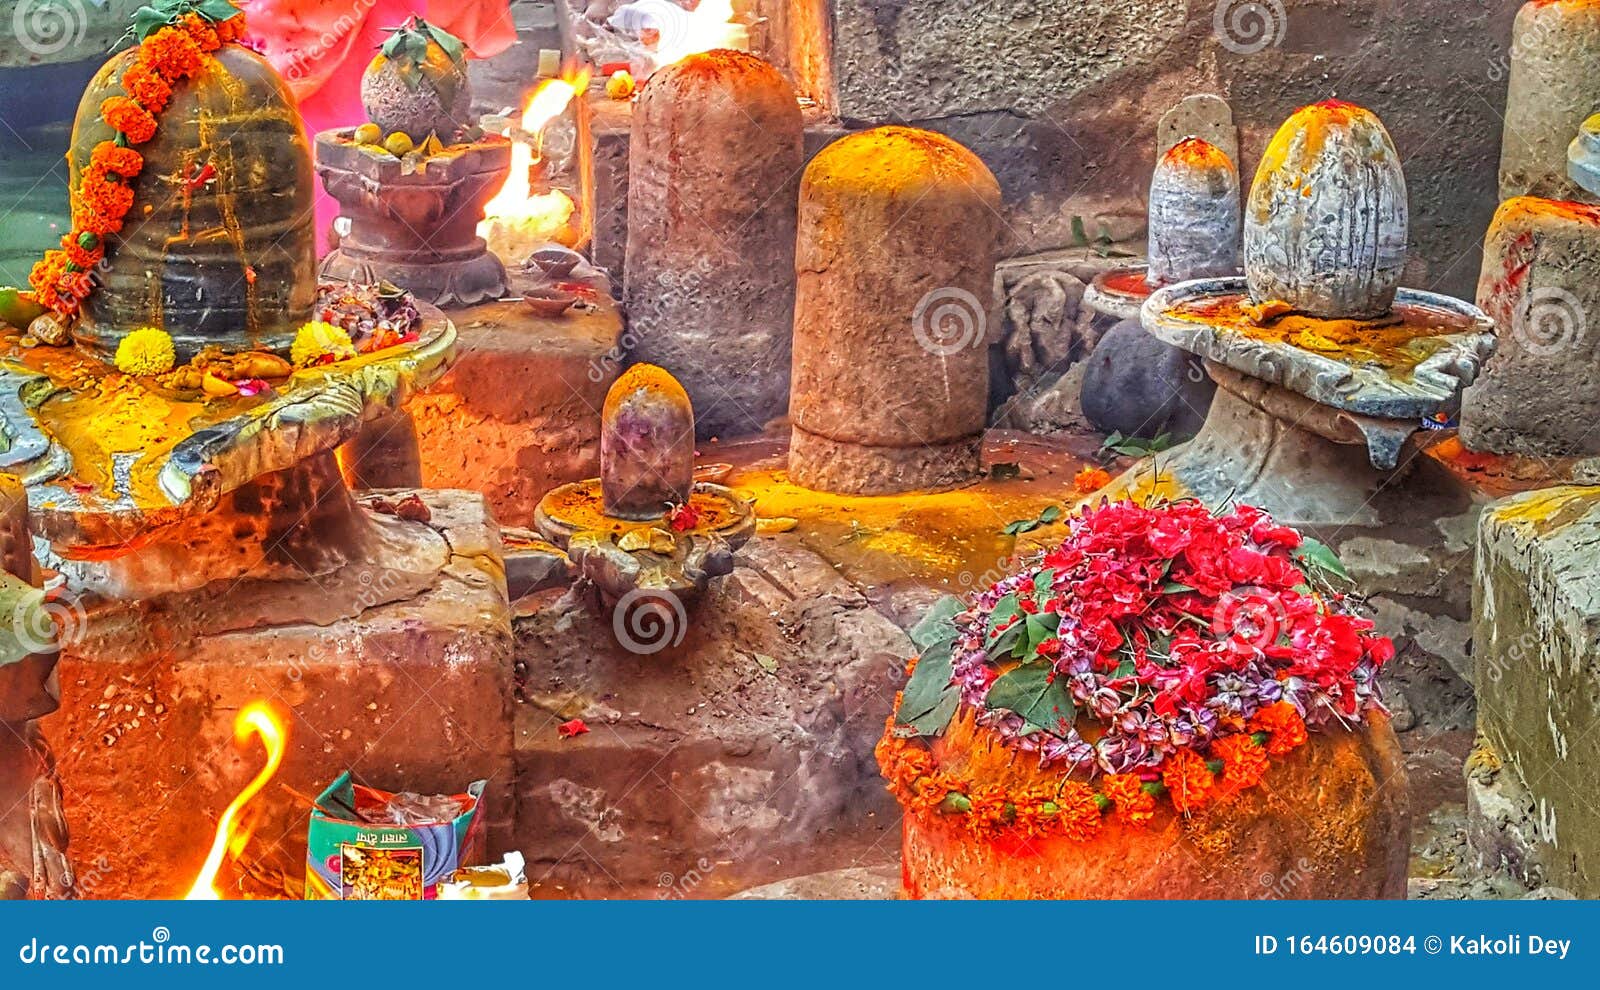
[{"left": 897, "top": 714, "right": 1410, "bottom": 900}]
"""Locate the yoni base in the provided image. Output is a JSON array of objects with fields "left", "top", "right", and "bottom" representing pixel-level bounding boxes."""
[
  {"left": 900, "top": 718, "right": 1409, "bottom": 900},
  {"left": 45, "top": 490, "right": 514, "bottom": 899}
]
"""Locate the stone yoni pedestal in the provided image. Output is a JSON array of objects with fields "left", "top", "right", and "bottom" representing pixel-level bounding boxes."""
[{"left": 788, "top": 127, "right": 1000, "bottom": 495}]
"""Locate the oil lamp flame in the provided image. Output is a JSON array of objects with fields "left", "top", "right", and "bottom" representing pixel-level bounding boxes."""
[
  {"left": 480, "top": 70, "right": 589, "bottom": 248},
  {"left": 183, "top": 701, "right": 288, "bottom": 900},
  {"left": 656, "top": 0, "right": 739, "bottom": 66}
]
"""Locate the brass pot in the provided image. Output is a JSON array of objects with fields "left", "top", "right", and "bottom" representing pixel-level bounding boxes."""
[{"left": 69, "top": 44, "right": 317, "bottom": 360}]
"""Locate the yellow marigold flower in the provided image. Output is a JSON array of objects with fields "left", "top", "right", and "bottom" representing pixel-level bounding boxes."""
[
  {"left": 113, "top": 326, "right": 176, "bottom": 376},
  {"left": 291, "top": 321, "right": 356, "bottom": 367}
]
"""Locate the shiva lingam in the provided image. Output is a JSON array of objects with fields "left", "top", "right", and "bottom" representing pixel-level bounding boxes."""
[
  {"left": 0, "top": 477, "right": 70, "bottom": 900},
  {"left": 316, "top": 18, "right": 512, "bottom": 308},
  {"left": 1083, "top": 136, "right": 1241, "bottom": 321},
  {"left": 535, "top": 363, "right": 754, "bottom": 605},
  {"left": 1090, "top": 101, "right": 1495, "bottom": 528}
]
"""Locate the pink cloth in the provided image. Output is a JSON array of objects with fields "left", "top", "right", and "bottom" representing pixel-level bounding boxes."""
[{"left": 239, "top": 0, "right": 519, "bottom": 251}]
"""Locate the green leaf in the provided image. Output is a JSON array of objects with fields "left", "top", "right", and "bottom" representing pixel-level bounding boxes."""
[
  {"left": 985, "top": 662, "right": 1076, "bottom": 737},
  {"left": 1038, "top": 505, "right": 1063, "bottom": 524},
  {"left": 1003, "top": 517, "right": 1039, "bottom": 536},
  {"left": 910, "top": 596, "right": 965, "bottom": 653},
  {"left": 1161, "top": 581, "right": 1196, "bottom": 594},
  {"left": 1031, "top": 568, "right": 1056, "bottom": 608},
  {"left": 1021, "top": 612, "right": 1061, "bottom": 661},
  {"left": 1295, "top": 536, "right": 1352, "bottom": 583},
  {"left": 895, "top": 635, "right": 958, "bottom": 737},
  {"left": 1070, "top": 215, "right": 1090, "bottom": 248},
  {"left": 0, "top": 577, "right": 50, "bottom": 669}
]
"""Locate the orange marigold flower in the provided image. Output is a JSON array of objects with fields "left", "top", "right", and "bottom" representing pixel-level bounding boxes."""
[
  {"left": 29, "top": 252, "right": 74, "bottom": 313},
  {"left": 1161, "top": 749, "right": 1216, "bottom": 814},
  {"left": 101, "top": 97, "right": 157, "bottom": 144},
  {"left": 215, "top": 15, "right": 247, "bottom": 44},
  {"left": 1249, "top": 701, "right": 1309, "bottom": 757},
  {"left": 90, "top": 141, "right": 143, "bottom": 180},
  {"left": 1050, "top": 781, "right": 1103, "bottom": 842},
  {"left": 78, "top": 170, "right": 136, "bottom": 223},
  {"left": 61, "top": 233, "right": 103, "bottom": 271},
  {"left": 1073, "top": 466, "right": 1113, "bottom": 495},
  {"left": 142, "top": 25, "right": 206, "bottom": 79},
  {"left": 179, "top": 13, "right": 222, "bottom": 52},
  {"left": 121, "top": 60, "right": 173, "bottom": 113},
  {"left": 59, "top": 270, "right": 94, "bottom": 300},
  {"left": 1101, "top": 772, "right": 1156, "bottom": 826},
  {"left": 72, "top": 203, "right": 124, "bottom": 237},
  {"left": 1212, "top": 733, "right": 1270, "bottom": 790}
]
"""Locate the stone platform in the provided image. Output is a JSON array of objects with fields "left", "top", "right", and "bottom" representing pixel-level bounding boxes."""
[
  {"left": 1468, "top": 485, "right": 1600, "bottom": 896},
  {"left": 406, "top": 284, "right": 624, "bottom": 528},
  {"left": 45, "top": 490, "right": 514, "bottom": 899},
  {"left": 512, "top": 429, "right": 1111, "bottom": 896}
]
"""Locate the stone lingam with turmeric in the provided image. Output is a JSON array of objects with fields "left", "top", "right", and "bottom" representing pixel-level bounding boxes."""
[
  {"left": 1090, "top": 100, "right": 1494, "bottom": 528},
  {"left": 789, "top": 126, "right": 1000, "bottom": 496},
  {"left": 537, "top": 364, "right": 754, "bottom": 605}
]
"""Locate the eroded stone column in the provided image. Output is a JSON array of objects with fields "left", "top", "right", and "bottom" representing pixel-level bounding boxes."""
[
  {"left": 624, "top": 49, "right": 804, "bottom": 439},
  {"left": 789, "top": 126, "right": 1001, "bottom": 495},
  {"left": 1244, "top": 101, "right": 1407, "bottom": 319},
  {"left": 1500, "top": 0, "right": 1600, "bottom": 202},
  {"left": 1461, "top": 197, "right": 1600, "bottom": 455}
]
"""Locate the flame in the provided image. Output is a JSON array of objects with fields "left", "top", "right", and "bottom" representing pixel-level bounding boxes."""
[
  {"left": 656, "top": 0, "right": 740, "bottom": 66},
  {"left": 184, "top": 702, "right": 288, "bottom": 900},
  {"left": 480, "top": 70, "right": 589, "bottom": 250}
]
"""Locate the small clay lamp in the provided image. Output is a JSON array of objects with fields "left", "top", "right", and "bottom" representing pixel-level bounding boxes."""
[{"left": 536, "top": 364, "right": 754, "bottom": 604}]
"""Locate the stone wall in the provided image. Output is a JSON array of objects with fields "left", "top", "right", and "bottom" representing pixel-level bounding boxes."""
[{"left": 828, "top": 0, "right": 1518, "bottom": 299}]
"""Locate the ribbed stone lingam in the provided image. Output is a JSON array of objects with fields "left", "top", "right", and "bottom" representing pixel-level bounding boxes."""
[
  {"left": 1502, "top": 0, "right": 1600, "bottom": 202},
  {"left": 1148, "top": 137, "right": 1241, "bottom": 285},
  {"left": 1244, "top": 100, "right": 1408, "bottom": 320},
  {"left": 601, "top": 363, "right": 696, "bottom": 521}
]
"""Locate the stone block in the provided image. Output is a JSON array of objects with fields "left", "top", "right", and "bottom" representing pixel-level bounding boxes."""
[
  {"left": 1499, "top": 0, "right": 1600, "bottom": 202},
  {"left": 45, "top": 491, "right": 514, "bottom": 899},
  {"left": 407, "top": 296, "right": 623, "bottom": 527},
  {"left": 511, "top": 538, "right": 908, "bottom": 895},
  {"left": 1470, "top": 485, "right": 1600, "bottom": 896}
]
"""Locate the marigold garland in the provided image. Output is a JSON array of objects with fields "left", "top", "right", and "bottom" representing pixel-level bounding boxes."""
[
  {"left": 1249, "top": 701, "right": 1309, "bottom": 757},
  {"left": 28, "top": 5, "right": 246, "bottom": 320}
]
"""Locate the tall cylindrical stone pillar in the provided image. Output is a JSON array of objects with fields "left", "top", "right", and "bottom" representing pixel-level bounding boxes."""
[
  {"left": 1500, "top": 0, "right": 1600, "bottom": 202},
  {"left": 624, "top": 49, "right": 804, "bottom": 440},
  {"left": 1245, "top": 101, "right": 1408, "bottom": 320},
  {"left": 1461, "top": 197, "right": 1600, "bottom": 455},
  {"left": 788, "top": 126, "right": 1001, "bottom": 495}
]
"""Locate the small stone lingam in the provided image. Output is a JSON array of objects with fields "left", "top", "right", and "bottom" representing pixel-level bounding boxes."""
[
  {"left": 1090, "top": 101, "right": 1496, "bottom": 528},
  {"left": 1084, "top": 136, "right": 1242, "bottom": 321},
  {"left": 316, "top": 18, "right": 511, "bottom": 308},
  {"left": 535, "top": 364, "right": 754, "bottom": 605}
]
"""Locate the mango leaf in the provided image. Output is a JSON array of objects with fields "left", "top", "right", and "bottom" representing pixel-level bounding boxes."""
[
  {"left": 1294, "top": 536, "right": 1352, "bottom": 583},
  {"left": 1161, "top": 581, "right": 1196, "bottom": 595},
  {"left": 910, "top": 595, "right": 965, "bottom": 653},
  {"left": 985, "top": 662, "right": 1076, "bottom": 737}
]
